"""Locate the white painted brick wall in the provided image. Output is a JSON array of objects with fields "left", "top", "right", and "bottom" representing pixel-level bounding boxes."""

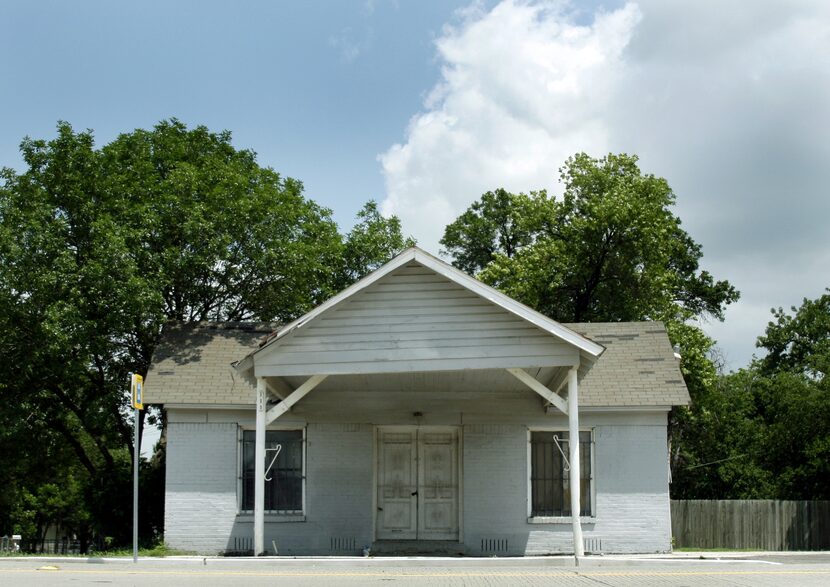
[
  {"left": 257, "top": 422, "right": 374, "bottom": 555},
  {"left": 165, "top": 422, "right": 239, "bottom": 554},
  {"left": 462, "top": 423, "right": 671, "bottom": 555},
  {"left": 593, "top": 424, "right": 672, "bottom": 553},
  {"left": 165, "top": 413, "right": 671, "bottom": 555},
  {"left": 165, "top": 418, "right": 374, "bottom": 555}
]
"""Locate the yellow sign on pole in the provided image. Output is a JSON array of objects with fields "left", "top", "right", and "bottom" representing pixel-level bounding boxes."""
[{"left": 131, "top": 373, "right": 144, "bottom": 410}]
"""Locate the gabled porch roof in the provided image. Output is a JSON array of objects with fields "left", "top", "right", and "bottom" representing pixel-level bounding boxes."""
[{"left": 234, "top": 246, "right": 604, "bottom": 385}]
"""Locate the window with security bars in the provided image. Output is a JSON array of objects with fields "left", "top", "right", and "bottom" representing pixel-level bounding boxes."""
[
  {"left": 241, "top": 429, "right": 304, "bottom": 513},
  {"left": 530, "top": 430, "right": 592, "bottom": 517}
]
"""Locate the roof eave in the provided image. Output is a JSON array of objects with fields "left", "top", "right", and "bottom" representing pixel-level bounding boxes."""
[
  {"left": 234, "top": 248, "right": 419, "bottom": 370},
  {"left": 233, "top": 355, "right": 256, "bottom": 384}
]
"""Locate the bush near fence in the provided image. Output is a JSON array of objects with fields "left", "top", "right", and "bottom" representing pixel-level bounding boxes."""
[{"left": 671, "top": 500, "right": 830, "bottom": 551}]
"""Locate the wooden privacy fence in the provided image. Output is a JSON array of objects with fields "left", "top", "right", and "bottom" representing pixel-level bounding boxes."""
[{"left": 671, "top": 500, "right": 830, "bottom": 550}]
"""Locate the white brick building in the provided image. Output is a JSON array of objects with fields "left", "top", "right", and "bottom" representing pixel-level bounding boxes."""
[{"left": 145, "top": 247, "right": 689, "bottom": 556}]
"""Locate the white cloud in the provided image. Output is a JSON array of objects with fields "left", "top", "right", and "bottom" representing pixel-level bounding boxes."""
[
  {"left": 329, "top": 27, "right": 374, "bottom": 63},
  {"left": 379, "top": 0, "right": 830, "bottom": 369},
  {"left": 380, "top": 0, "right": 642, "bottom": 249}
]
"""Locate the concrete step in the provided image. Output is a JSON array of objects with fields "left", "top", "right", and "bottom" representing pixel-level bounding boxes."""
[{"left": 371, "top": 540, "right": 465, "bottom": 556}]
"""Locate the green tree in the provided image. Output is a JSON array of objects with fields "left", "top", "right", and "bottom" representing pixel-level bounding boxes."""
[
  {"left": 670, "top": 369, "right": 774, "bottom": 499},
  {"left": 442, "top": 153, "right": 738, "bottom": 324},
  {"left": 753, "top": 292, "right": 829, "bottom": 498},
  {"left": 439, "top": 188, "right": 537, "bottom": 274},
  {"left": 337, "top": 200, "right": 416, "bottom": 290},
  {"left": 0, "top": 125, "right": 135, "bottom": 544},
  {"left": 102, "top": 119, "right": 345, "bottom": 326},
  {"left": 673, "top": 293, "right": 829, "bottom": 499},
  {"left": 0, "top": 120, "right": 411, "bottom": 547},
  {"left": 754, "top": 370, "right": 829, "bottom": 498},
  {"left": 757, "top": 290, "right": 830, "bottom": 379}
]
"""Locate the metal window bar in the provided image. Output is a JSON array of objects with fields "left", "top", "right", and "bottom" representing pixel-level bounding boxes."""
[
  {"left": 530, "top": 431, "right": 592, "bottom": 517},
  {"left": 241, "top": 430, "right": 304, "bottom": 512}
]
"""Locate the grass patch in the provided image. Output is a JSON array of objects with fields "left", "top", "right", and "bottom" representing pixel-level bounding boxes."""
[
  {"left": 99, "top": 543, "right": 195, "bottom": 557},
  {"left": 1, "top": 543, "right": 194, "bottom": 558},
  {"left": 674, "top": 547, "right": 764, "bottom": 552}
]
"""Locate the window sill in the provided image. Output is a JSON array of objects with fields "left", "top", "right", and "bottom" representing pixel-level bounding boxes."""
[
  {"left": 527, "top": 516, "right": 596, "bottom": 525},
  {"left": 236, "top": 513, "right": 306, "bottom": 523}
]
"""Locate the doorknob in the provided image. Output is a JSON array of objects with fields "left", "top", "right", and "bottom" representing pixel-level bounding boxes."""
[{"left": 411, "top": 491, "right": 418, "bottom": 496}]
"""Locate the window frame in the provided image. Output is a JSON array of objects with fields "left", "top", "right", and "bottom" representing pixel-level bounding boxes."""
[
  {"left": 526, "top": 427, "right": 596, "bottom": 524},
  {"left": 237, "top": 424, "right": 306, "bottom": 519}
]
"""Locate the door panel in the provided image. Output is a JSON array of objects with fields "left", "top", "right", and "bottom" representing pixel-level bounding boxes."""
[
  {"left": 376, "top": 430, "right": 417, "bottom": 539},
  {"left": 376, "top": 427, "right": 459, "bottom": 541},
  {"left": 418, "top": 430, "right": 459, "bottom": 540}
]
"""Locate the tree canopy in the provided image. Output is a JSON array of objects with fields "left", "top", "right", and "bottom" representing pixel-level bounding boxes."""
[
  {"left": 441, "top": 153, "right": 739, "bottom": 325},
  {"left": 0, "top": 120, "right": 412, "bottom": 547},
  {"left": 672, "top": 292, "right": 829, "bottom": 499},
  {"left": 757, "top": 290, "right": 830, "bottom": 380}
]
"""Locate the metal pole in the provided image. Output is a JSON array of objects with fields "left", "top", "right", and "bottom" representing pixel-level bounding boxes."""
[
  {"left": 133, "top": 403, "right": 139, "bottom": 563},
  {"left": 131, "top": 370, "right": 139, "bottom": 564},
  {"left": 254, "top": 378, "right": 266, "bottom": 556}
]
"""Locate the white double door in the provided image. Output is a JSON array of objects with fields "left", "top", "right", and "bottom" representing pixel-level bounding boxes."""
[{"left": 376, "top": 426, "right": 460, "bottom": 541}]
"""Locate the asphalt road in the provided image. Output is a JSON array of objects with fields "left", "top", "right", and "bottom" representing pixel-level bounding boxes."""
[{"left": 2, "top": 554, "right": 830, "bottom": 587}]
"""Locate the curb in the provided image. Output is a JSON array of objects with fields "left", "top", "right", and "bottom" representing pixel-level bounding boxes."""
[{"left": 3, "top": 552, "right": 828, "bottom": 568}]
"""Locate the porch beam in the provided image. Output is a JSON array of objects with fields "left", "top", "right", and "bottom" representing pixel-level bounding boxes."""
[
  {"left": 265, "top": 374, "right": 327, "bottom": 424},
  {"left": 254, "top": 378, "right": 266, "bottom": 556},
  {"left": 254, "top": 354, "right": 579, "bottom": 377},
  {"left": 568, "top": 367, "right": 585, "bottom": 562},
  {"left": 506, "top": 368, "right": 569, "bottom": 415}
]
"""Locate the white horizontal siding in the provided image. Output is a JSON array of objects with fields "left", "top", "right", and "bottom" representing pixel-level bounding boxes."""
[
  {"left": 283, "top": 329, "right": 550, "bottom": 347},
  {"left": 303, "top": 321, "right": 551, "bottom": 337},
  {"left": 255, "top": 263, "right": 578, "bottom": 376}
]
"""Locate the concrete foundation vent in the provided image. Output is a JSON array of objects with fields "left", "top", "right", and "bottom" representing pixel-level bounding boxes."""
[
  {"left": 329, "top": 536, "right": 357, "bottom": 553},
  {"left": 480, "top": 538, "right": 509, "bottom": 554},
  {"left": 584, "top": 537, "right": 603, "bottom": 554},
  {"left": 226, "top": 536, "right": 253, "bottom": 556}
]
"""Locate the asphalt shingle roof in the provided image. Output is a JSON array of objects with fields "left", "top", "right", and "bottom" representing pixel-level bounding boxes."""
[
  {"left": 145, "top": 321, "right": 689, "bottom": 407},
  {"left": 144, "top": 322, "right": 274, "bottom": 405},
  {"left": 564, "top": 322, "right": 689, "bottom": 407}
]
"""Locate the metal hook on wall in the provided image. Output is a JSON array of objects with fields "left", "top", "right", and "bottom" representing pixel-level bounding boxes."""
[
  {"left": 264, "top": 444, "right": 283, "bottom": 481},
  {"left": 553, "top": 435, "right": 570, "bottom": 472}
]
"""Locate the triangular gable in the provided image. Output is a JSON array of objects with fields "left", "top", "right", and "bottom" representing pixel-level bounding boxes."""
[{"left": 236, "top": 248, "right": 603, "bottom": 379}]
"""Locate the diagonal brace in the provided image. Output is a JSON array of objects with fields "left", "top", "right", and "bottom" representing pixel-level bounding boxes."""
[
  {"left": 266, "top": 374, "right": 327, "bottom": 424},
  {"left": 506, "top": 368, "right": 569, "bottom": 415}
]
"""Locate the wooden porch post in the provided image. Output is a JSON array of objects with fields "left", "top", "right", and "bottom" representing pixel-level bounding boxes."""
[
  {"left": 254, "top": 377, "right": 266, "bottom": 556},
  {"left": 568, "top": 367, "right": 584, "bottom": 562}
]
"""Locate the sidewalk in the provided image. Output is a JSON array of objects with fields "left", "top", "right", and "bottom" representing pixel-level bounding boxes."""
[
  {"left": 4, "top": 554, "right": 830, "bottom": 587},
  {"left": 3, "top": 550, "right": 829, "bottom": 567}
]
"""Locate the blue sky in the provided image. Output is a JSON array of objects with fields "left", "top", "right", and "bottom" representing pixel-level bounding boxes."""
[
  {"left": 1, "top": 0, "right": 488, "bottom": 224},
  {"left": 3, "top": 0, "right": 829, "bottom": 381}
]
